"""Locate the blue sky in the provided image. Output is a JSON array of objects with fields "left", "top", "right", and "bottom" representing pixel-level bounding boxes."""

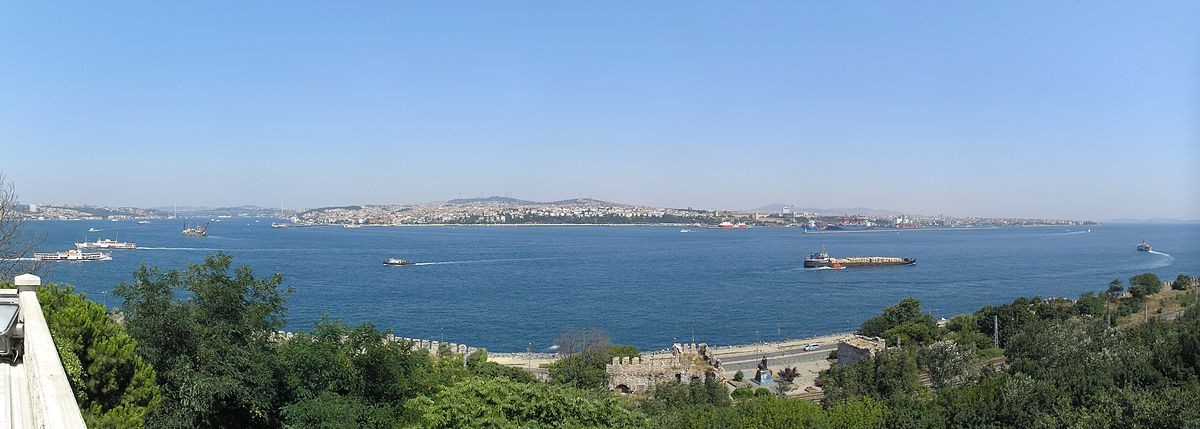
[{"left": 3, "top": 1, "right": 1197, "bottom": 220}]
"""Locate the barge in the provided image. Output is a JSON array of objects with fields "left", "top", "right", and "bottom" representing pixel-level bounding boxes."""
[{"left": 804, "top": 248, "right": 915, "bottom": 268}]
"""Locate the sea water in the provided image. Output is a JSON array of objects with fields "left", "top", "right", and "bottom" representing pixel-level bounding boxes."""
[{"left": 22, "top": 221, "right": 1199, "bottom": 351}]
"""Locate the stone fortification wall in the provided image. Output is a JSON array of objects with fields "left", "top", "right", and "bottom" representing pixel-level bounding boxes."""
[{"left": 606, "top": 342, "right": 717, "bottom": 394}]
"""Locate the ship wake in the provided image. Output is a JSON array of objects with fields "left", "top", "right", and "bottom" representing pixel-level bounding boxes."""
[
  {"left": 1143, "top": 250, "right": 1175, "bottom": 269},
  {"left": 410, "top": 257, "right": 554, "bottom": 266}
]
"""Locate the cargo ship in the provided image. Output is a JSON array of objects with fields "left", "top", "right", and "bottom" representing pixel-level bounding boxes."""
[
  {"left": 804, "top": 247, "right": 915, "bottom": 268},
  {"left": 1137, "top": 241, "right": 1151, "bottom": 252},
  {"left": 181, "top": 222, "right": 209, "bottom": 237}
]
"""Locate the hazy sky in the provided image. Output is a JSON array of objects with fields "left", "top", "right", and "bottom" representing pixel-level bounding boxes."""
[{"left": 3, "top": 1, "right": 1197, "bottom": 220}]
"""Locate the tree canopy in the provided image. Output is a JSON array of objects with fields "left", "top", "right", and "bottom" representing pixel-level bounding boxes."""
[{"left": 39, "top": 284, "right": 160, "bottom": 428}]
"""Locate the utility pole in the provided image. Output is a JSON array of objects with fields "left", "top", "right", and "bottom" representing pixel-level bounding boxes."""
[
  {"left": 993, "top": 315, "right": 999, "bottom": 347},
  {"left": 1144, "top": 302, "right": 1149, "bottom": 323}
]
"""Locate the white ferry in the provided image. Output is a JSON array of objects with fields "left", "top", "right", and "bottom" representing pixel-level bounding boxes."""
[
  {"left": 75, "top": 238, "right": 136, "bottom": 250},
  {"left": 34, "top": 250, "right": 112, "bottom": 262}
]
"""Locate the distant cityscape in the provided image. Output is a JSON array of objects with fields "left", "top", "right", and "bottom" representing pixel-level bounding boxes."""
[{"left": 16, "top": 196, "right": 1097, "bottom": 229}]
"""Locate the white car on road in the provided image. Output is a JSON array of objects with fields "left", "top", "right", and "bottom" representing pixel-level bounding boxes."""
[{"left": 803, "top": 343, "right": 821, "bottom": 351}]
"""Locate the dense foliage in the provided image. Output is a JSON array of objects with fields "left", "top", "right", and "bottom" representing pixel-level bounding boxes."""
[
  {"left": 39, "top": 284, "right": 160, "bottom": 428},
  {"left": 107, "top": 254, "right": 631, "bottom": 428},
  {"left": 115, "top": 254, "right": 289, "bottom": 428},
  {"left": 819, "top": 274, "right": 1200, "bottom": 428}
]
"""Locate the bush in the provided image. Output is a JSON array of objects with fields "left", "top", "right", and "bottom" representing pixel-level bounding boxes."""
[
  {"left": 733, "top": 370, "right": 744, "bottom": 381},
  {"left": 1174, "top": 274, "right": 1193, "bottom": 291}
]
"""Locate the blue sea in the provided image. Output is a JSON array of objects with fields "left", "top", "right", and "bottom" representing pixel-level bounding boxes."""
[{"left": 21, "top": 221, "right": 1199, "bottom": 352}]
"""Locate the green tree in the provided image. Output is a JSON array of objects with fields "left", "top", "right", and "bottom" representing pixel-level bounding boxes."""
[
  {"left": 1129, "top": 273, "right": 1163, "bottom": 299},
  {"left": 858, "top": 297, "right": 937, "bottom": 340},
  {"left": 1074, "top": 291, "right": 1106, "bottom": 317},
  {"left": 406, "top": 377, "right": 646, "bottom": 428},
  {"left": 545, "top": 328, "right": 638, "bottom": 391},
  {"left": 820, "top": 348, "right": 921, "bottom": 405},
  {"left": 917, "top": 340, "right": 974, "bottom": 389},
  {"left": 1173, "top": 274, "right": 1193, "bottom": 291},
  {"left": 975, "top": 298, "right": 1037, "bottom": 348},
  {"left": 38, "top": 284, "right": 161, "bottom": 428},
  {"left": 546, "top": 348, "right": 610, "bottom": 390},
  {"left": 115, "top": 254, "right": 290, "bottom": 428}
]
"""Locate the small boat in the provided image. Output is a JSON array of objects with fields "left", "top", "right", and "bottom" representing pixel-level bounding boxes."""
[
  {"left": 831, "top": 263, "right": 845, "bottom": 270},
  {"left": 344, "top": 223, "right": 361, "bottom": 228},
  {"left": 679, "top": 229, "right": 691, "bottom": 233},
  {"left": 271, "top": 222, "right": 290, "bottom": 229},
  {"left": 34, "top": 250, "right": 112, "bottom": 262},
  {"left": 87, "top": 227, "right": 100, "bottom": 232},
  {"left": 1137, "top": 241, "right": 1151, "bottom": 252},
  {"left": 137, "top": 220, "right": 151, "bottom": 225},
  {"left": 384, "top": 258, "right": 414, "bottom": 266}
]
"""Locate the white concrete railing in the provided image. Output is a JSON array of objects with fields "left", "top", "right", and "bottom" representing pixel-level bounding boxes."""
[{"left": 14, "top": 273, "right": 87, "bottom": 428}]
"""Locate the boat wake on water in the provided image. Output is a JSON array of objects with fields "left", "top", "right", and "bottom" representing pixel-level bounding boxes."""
[
  {"left": 410, "top": 257, "right": 555, "bottom": 266},
  {"left": 1143, "top": 250, "right": 1175, "bottom": 269},
  {"left": 138, "top": 247, "right": 222, "bottom": 251}
]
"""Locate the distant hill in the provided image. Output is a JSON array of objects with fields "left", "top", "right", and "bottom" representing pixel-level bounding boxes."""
[
  {"left": 751, "top": 204, "right": 908, "bottom": 216},
  {"left": 545, "top": 198, "right": 619, "bottom": 206},
  {"left": 446, "top": 196, "right": 537, "bottom": 205},
  {"left": 446, "top": 196, "right": 619, "bottom": 206}
]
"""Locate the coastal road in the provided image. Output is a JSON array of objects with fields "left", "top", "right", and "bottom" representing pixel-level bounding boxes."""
[{"left": 716, "top": 347, "right": 831, "bottom": 373}]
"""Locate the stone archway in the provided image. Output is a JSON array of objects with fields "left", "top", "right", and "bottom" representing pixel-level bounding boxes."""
[{"left": 614, "top": 384, "right": 631, "bottom": 395}]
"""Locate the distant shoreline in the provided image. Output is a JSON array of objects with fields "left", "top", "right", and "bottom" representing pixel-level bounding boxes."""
[{"left": 296, "top": 223, "right": 697, "bottom": 228}]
